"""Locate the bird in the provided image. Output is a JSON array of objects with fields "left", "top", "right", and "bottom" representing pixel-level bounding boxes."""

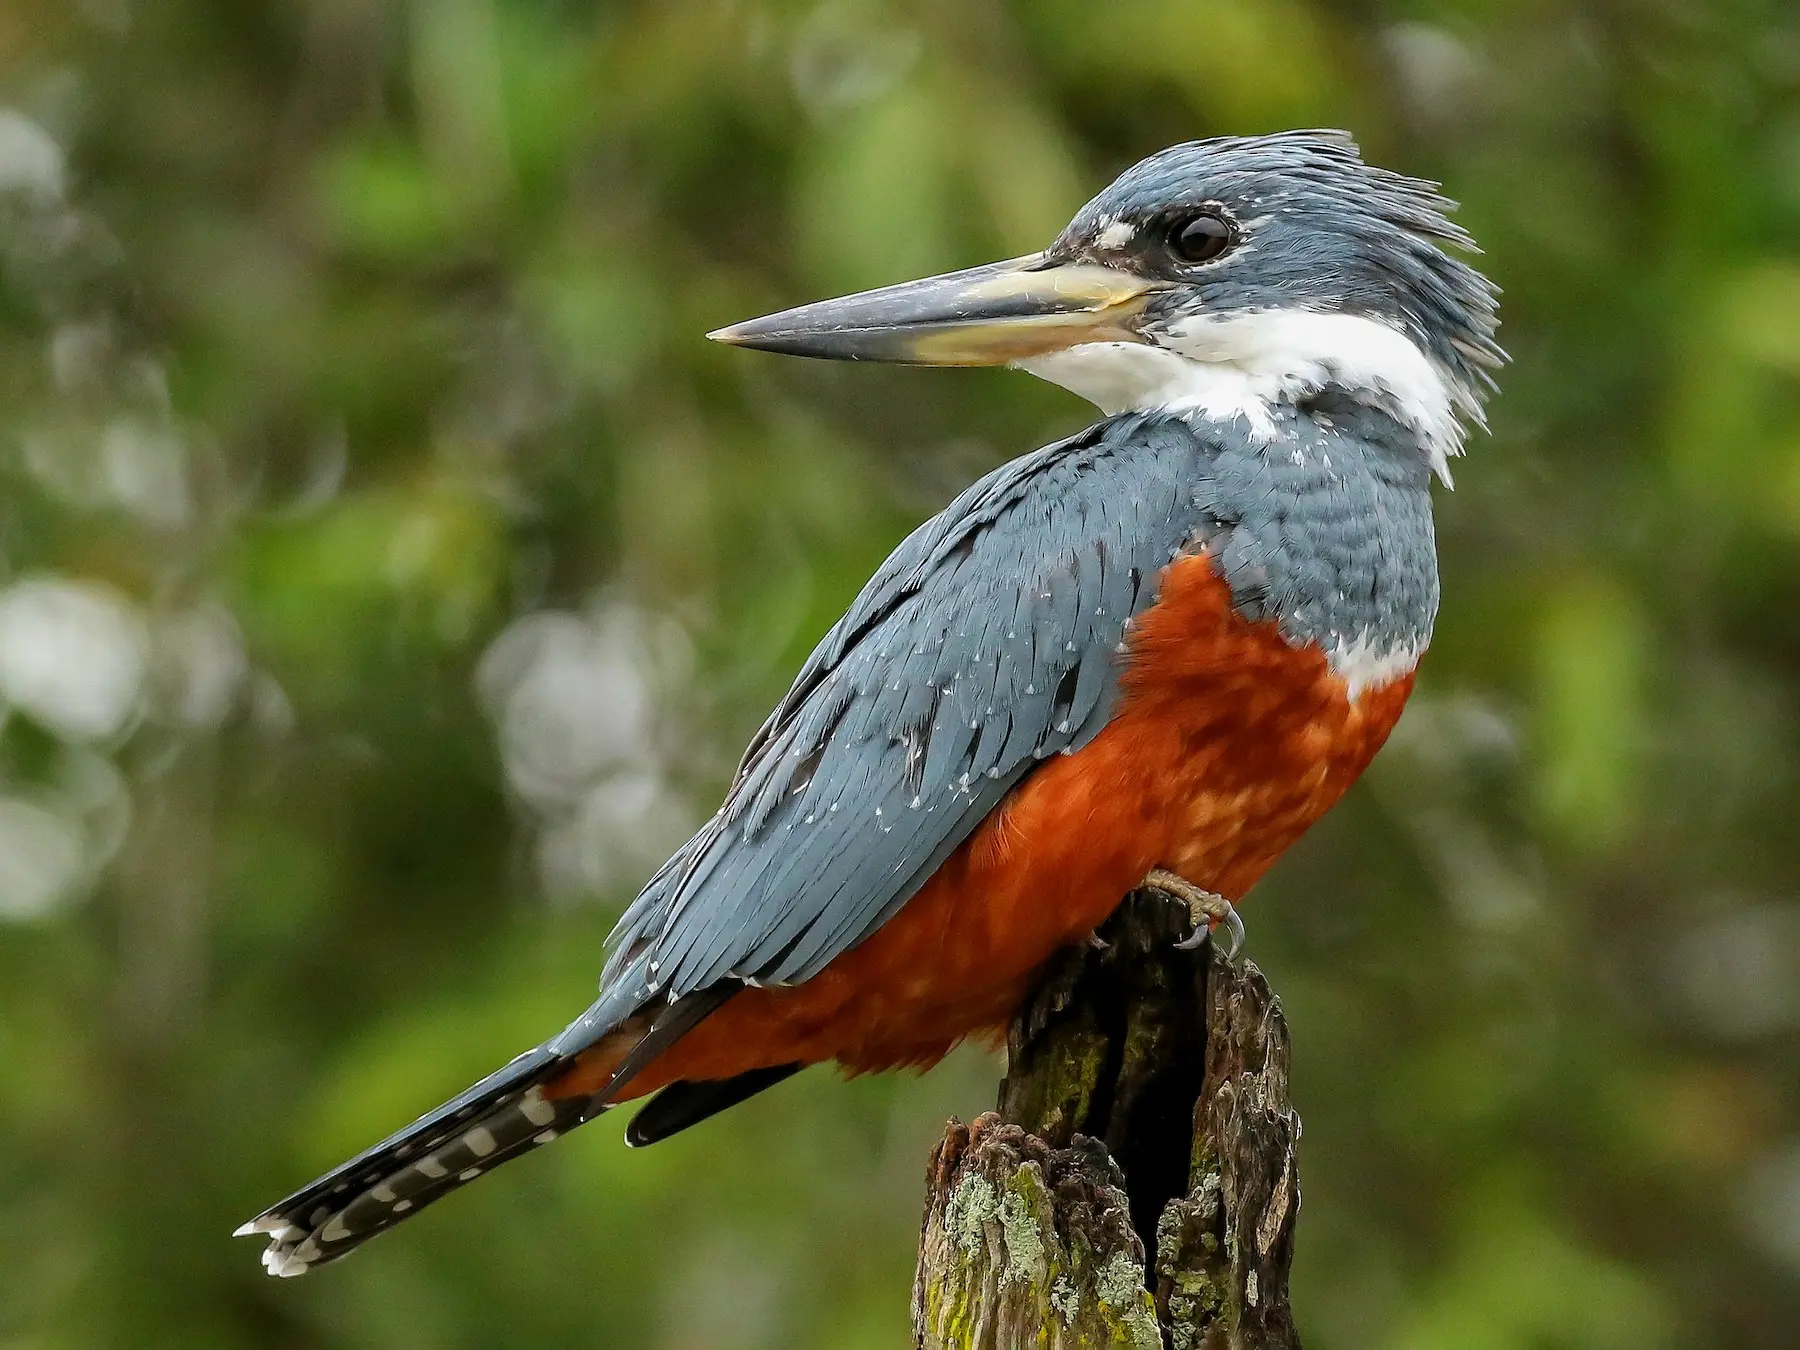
[{"left": 239, "top": 129, "right": 1501, "bottom": 1276}]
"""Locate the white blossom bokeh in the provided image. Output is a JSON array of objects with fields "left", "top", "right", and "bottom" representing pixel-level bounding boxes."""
[{"left": 477, "top": 600, "right": 694, "bottom": 899}]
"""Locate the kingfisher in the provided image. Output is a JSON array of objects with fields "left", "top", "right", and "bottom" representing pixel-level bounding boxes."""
[{"left": 240, "top": 130, "right": 1501, "bottom": 1275}]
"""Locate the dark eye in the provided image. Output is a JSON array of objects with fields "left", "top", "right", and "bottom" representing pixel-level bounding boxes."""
[{"left": 1170, "top": 212, "right": 1233, "bottom": 264}]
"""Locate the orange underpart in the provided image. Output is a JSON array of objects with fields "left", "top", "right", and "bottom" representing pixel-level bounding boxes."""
[{"left": 547, "top": 553, "right": 1415, "bottom": 1103}]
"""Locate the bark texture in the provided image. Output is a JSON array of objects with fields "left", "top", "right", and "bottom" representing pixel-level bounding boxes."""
[{"left": 913, "top": 887, "right": 1302, "bottom": 1349}]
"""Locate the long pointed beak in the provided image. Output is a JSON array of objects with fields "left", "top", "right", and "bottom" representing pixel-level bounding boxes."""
[{"left": 707, "top": 254, "right": 1162, "bottom": 366}]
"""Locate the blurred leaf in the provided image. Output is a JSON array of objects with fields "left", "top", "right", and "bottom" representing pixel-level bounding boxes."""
[
  {"left": 1530, "top": 574, "right": 1647, "bottom": 852},
  {"left": 795, "top": 81, "right": 956, "bottom": 289},
  {"left": 316, "top": 134, "right": 455, "bottom": 263},
  {"left": 1393, "top": 1184, "right": 1676, "bottom": 1350}
]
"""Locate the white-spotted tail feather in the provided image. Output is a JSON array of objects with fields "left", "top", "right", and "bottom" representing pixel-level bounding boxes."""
[{"left": 237, "top": 1048, "right": 598, "bottom": 1276}]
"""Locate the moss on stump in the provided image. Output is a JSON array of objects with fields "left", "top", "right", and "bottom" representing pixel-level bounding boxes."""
[{"left": 912, "top": 888, "right": 1303, "bottom": 1349}]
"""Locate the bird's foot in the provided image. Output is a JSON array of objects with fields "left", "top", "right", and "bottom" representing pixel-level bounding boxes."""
[{"left": 1143, "top": 868, "right": 1244, "bottom": 959}]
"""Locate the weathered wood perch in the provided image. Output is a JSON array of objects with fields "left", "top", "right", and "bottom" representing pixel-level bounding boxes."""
[{"left": 912, "top": 887, "right": 1302, "bottom": 1349}]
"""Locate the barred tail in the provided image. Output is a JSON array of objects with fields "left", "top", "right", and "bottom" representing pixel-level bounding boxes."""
[
  {"left": 235, "top": 1045, "right": 598, "bottom": 1277},
  {"left": 239, "top": 976, "right": 741, "bottom": 1276}
]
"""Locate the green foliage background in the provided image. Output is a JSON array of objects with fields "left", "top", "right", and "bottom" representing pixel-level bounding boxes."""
[{"left": 3, "top": 1, "right": 1799, "bottom": 1345}]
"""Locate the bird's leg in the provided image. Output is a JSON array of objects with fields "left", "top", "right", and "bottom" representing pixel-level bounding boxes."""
[{"left": 1143, "top": 868, "right": 1244, "bottom": 959}]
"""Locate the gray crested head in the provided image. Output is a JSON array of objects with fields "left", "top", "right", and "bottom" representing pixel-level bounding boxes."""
[
  {"left": 1048, "top": 130, "right": 1503, "bottom": 435},
  {"left": 711, "top": 129, "right": 1504, "bottom": 484}
]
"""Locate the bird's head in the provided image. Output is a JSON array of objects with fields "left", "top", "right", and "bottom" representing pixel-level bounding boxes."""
[{"left": 711, "top": 130, "right": 1503, "bottom": 484}]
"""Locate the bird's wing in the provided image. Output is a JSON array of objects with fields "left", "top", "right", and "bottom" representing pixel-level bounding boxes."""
[{"left": 585, "top": 411, "right": 1217, "bottom": 1024}]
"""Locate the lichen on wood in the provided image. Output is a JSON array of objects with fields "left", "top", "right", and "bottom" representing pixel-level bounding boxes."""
[
  {"left": 912, "top": 1116, "right": 1163, "bottom": 1349},
  {"left": 912, "top": 887, "right": 1304, "bottom": 1349}
]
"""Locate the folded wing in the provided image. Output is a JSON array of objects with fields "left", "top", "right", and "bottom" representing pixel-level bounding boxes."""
[{"left": 588, "top": 413, "right": 1217, "bottom": 1029}]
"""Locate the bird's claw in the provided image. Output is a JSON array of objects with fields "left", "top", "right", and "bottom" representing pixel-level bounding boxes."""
[{"left": 1144, "top": 869, "right": 1244, "bottom": 960}]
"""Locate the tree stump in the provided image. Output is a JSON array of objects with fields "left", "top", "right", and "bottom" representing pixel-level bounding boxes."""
[{"left": 912, "top": 888, "right": 1303, "bottom": 1349}]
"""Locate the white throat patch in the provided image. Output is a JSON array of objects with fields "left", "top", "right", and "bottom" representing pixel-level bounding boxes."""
[
  {"left": 1328, "top": 632, "right": 1423, "bottom": 700},
  {"left": 1014, "top": 309, "right": 1474, "bottom": 486}
]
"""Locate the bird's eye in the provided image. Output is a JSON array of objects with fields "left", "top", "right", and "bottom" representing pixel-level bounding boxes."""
[{"left": 1170, "top": 212, "right": 1233, "bottom": 264}]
